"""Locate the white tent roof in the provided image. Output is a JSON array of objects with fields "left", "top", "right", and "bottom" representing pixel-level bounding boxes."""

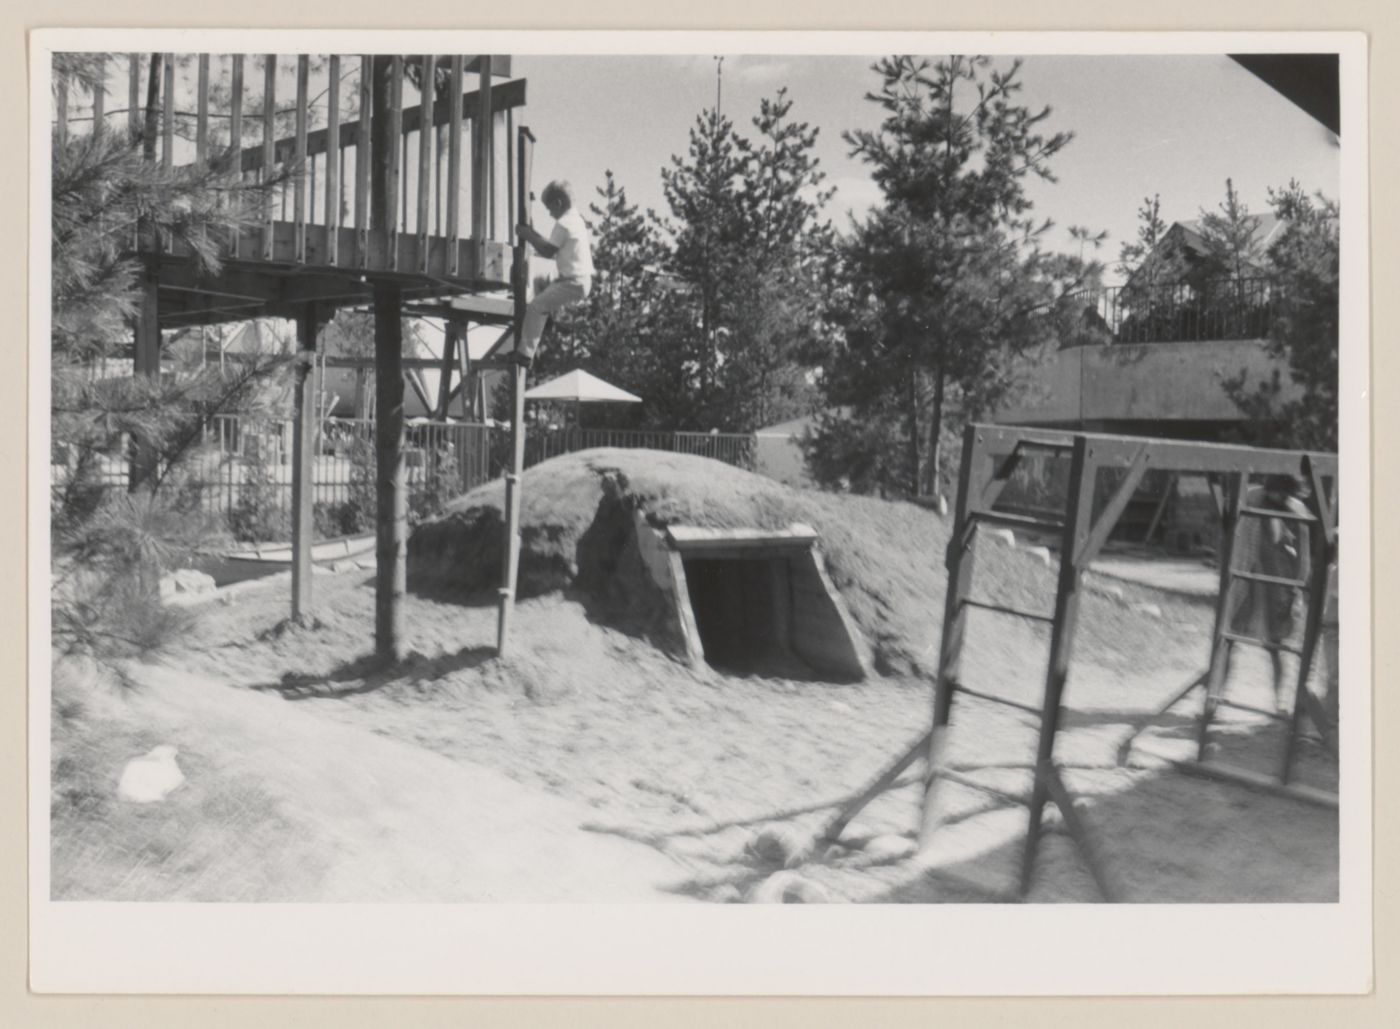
[{"left": 524, "top": 369, "right": 641, "bottom": 404}]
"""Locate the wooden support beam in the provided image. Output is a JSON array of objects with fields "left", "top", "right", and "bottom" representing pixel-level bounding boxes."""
[
  {"left": 262, "top": 55, "right": 277, "bottom": 260},
  {"left": 161, "top": 54, "right": 174, "bottom": 171},
  {"left": 497, "top": 364, "right": 527, "bottom": 656},
  {"left": 1042, "top": 763, "right": 1121, "bottom": 901},
  {"left": 387, "top": 56, "right": 403, "bottom": 270},
  {"left": 229, "top": 55, "right": 244, "bottom": 258},
  {"left": 1019, "top": 435, "right": 1096, "bottom": 897},
  {"left": 356, "top": 56, "right": 373, "bottom": 267},
  {"left": 1074, "top": 445, "right": 1149, "bottom": 568},
  {"left": 291, "top": 303, "right": 321, "bottom": 621},
  {"left": 472, "top": 57, "right": 493, "bottom": 244},
  {"left": 91, "top": 56, "right": 105, "bottom": 136},
  {"left": 374, "top": 283, "right": 407, "bottom": 662},
  {"left": 324, "top": 56, "right": 340, "bottom": 265},
  {"left": 436, "top": 319, "right": 459, "bottom": 417},
  {"left": 196, "top": 54, "right": 209, "bottom": 164},
  {"left": 127, "top": 53, "right": 141, "bottom": 138},
  {"left": 446, "top": 56, "right": 464, "bottom": 275},
  {"left": 417, "top": 56, "right": 435, "bottom": 271},
  {"left": 294, "top": 56, "right": 309, "bottom": 263},
  {"left": 1171, "top": 758, "right": 1338, "bottom": 811}
]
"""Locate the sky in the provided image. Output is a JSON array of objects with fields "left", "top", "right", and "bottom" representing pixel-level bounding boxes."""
[{"left": 509, "top": 53, "right": 1340, "bottom": 283}]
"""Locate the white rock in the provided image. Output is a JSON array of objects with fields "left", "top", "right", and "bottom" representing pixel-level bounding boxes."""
[
  {"left": 748, "top": 871, "right": 832, "bottom": 904},
  {"left": 985, "top": 528, "right": 1017, "bottom": 548},
  {"left": 1133, "top": 602, "right": 1163, "bottom": 618},
  {"left": 159, "top": 569, "right": 216, "bottom": 597},
  {"left": 118, "top": 745, "right": 185, "bottom": 803}
]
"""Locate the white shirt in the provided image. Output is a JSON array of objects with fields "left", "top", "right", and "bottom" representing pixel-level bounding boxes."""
[{"left": 548, "top": 208, "right": 594, "bottom": 283}]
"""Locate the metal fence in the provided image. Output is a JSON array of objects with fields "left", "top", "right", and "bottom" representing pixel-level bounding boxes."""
[
  {"left": 1076, "top": 277, "right": 1276, "bottom": 344},
  {"left": 55, "top": 415, "right": 758, "bottom": 543}
]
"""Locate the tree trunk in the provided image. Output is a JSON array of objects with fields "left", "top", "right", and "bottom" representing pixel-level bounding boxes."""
[
  {"left": 927, "top": 366, "right": 946, "bottom": 500},
  {"left": 907, "top": 358, "right": 923, "bottom": 497}
]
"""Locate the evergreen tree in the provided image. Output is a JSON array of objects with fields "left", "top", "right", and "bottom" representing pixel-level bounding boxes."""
[
  {"left": 812, "top": 56, "right": 1101, "bottom": 497},
  {"left": 1222, "top": 182, "right": 1339, "bottom": 450},
  {"left": 50, "top": 53, "right": 291, "bottom": 655}
]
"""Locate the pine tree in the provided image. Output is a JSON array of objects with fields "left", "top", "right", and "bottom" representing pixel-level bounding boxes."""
[
  {"left": 813, "top": 56, "right": 1101, "bottom": 497},
  {"left": 50, "top": 53, "right": 292, "bottom": 655}
]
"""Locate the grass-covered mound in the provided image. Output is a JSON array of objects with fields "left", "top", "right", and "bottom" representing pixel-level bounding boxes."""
[{"left": 408, "top": 448, "right": 1212, "bottom": 676}]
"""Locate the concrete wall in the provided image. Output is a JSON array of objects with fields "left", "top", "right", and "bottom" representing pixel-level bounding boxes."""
[
  {"left": 997, "top": 339, "right": 1296, "bottom": 427},
  {"left": 787, "top": 549, "right": 870, "bottom": 681}
]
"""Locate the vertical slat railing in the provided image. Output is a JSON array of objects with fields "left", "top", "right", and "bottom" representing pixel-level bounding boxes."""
[
  {"left": 127, "top": 54, "right": 141, "bottom": 139},
  {"left": 229, "top": 55, "right": 244, "bottom": 258},
  {"left": 91, "top": 56, "right": 105, "bottom": 137},
  {"left": 416, "top": 55, "right": 435, "bottom": 272},
  {"left": 161, "top": 53, "right": 174, "bottom": 172},
  {"left": 471, "top": 56, "right": 493, "bottom": 246},
  {"left": 446, "top": 56, "right": 463, "bottom": 276},
  {"left": 386, "top": 56, "right": 403, "bottom": 271},
  {"left": 55, "top": 72, "right": 68, "bottom": 144},
  {"left": 325, "top": 55, "right": 340, "bottom": 266},
  {"left": 355, "top": 56, "right": 372, "bottom": 267},
  {"left": 294, "top": 55, "right": 309, "bottom": 263},
  {"left": 505, "top": 107, "right": 515, "bottom": 246},
  {"left": 196, "top": 54, "right": 209, "bottom": 164},
  {"left": 262, "top": 55, "right": 277, "bottom": 260}
]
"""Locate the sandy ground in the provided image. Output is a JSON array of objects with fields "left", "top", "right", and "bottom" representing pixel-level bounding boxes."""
[{"left": 63, "top": 557, "right": 1337, "bottom": 905}]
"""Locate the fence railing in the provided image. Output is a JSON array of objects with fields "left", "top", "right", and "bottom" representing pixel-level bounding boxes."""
[
  {"left": 1074, "top": 277, "right": 1276, "bottom": 345},
  {"left": 54, "top": 415, "right": 759, "bottom": 543}
]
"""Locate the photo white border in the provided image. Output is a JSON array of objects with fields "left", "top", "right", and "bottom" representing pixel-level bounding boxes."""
[{"left": 26, "top": 27, "right": 1373, "bottom": 997}]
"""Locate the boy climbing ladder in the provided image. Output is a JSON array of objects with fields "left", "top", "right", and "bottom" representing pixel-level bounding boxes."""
[{"left": 507, "top": 179, "right": 594, "bottom": 366}]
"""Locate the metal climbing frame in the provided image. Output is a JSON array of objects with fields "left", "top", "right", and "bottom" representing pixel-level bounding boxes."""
[{"left": 819, "top": 423, "right": 1339, "bottom": 901}]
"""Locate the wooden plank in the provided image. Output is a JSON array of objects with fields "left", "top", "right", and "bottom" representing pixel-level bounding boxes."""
[
  {"left": 1019, "top": 435, "right": 1096, "bottom": 896},
  {"left": 1042, "top": 763, "right": 1121, "bottom": 901},
  {"left": 324, "top": 56, "right": 340, "bottom": 265},
  {"left": 1198, "top": 474, "right": 1249, "bottom": 761},
  {"left": 55, "top": 70, "right": 68, "bottom": 144},
  {"left": 472, "top": 56, "right": 493, "bottom": 243},
  {"left": 497, "top": 366, "right": 527, "bottom": 655},
  {"left": 91, "top": 56, "right": 105, "bottom": 135},
  {"left": 505, "top": 107, "right": 515, "bottom": 245},
  {"left": 1074, "top": 445, "right": 1150, "bottom": 568},
  {"left": 446, "top": 56, "right": 463, "bottom": 275},
  {"left": 416, "top": 56, "right": 435, "bottom": 271},
  {"left": 355, "top": 56, "right": 372, "bottom": 266},
  {"left": 196, "top": 54, "right": 209, "bottom": 164},
  {"left": 821, "top": 730, "right": 929, "bottom": 844},
  {"left": 373, "top": 284, "right": 407, "bottom": 662},
  {"left": 262, "top": 55, "right": 277, "bottom": 261},
  {"left": 291, "top": 303, "right": 320, "bottom": 620},
  {"left": 665, "top": 525, "right": 818, "bottom": 549},
  {"left": 387, "top": 56, "right": 403, "bottom": 269},
  {"left": 161, "top": 53, "right": 174, "bottom": 171},
  {"left": 128, "top": 53, "right": 141, "bottom": 137},
  {"left": 294, "top": 55, "right": 309, "bottom": 263},
  {"left": 1170, "top": 759, "right": 1338, "bottom": 811},
  {"left": 436, "top": 320, "right": 459, "bottom": 417}
]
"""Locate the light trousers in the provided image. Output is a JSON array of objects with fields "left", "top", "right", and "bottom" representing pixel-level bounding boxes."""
[{"left": 519, "top": 278, "right": 589, "bottom": 358}]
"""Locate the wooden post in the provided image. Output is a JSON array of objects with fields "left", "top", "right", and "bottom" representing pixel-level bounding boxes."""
[
  {"left": 294, "top": 55, "right": 309, "bottom": 262},
  {"left": 229, "top": 55, "right": 244, "bottom": 258},
  {"left": 161, "top": 54, "right": 174, "bottom": 172},
  {"left": 291, "top": 303, "right": 321, "bottom": 621},
  {"left": 127, "top": 54, "right": 141, "bottom": 139},
  {"left": 356, "top": 56, "right": 373, "bottom": 267},
  {"left": 91, "top": 56, "right": 105, "bottom": 137},
  {"left": 1019, "top": 436, "right": 1097, "bottom": 897},
  {"left": 325, "top": 55, "right": 340, "bottom": 265},
  {"left": 416, "top": 56, "right": 435, "bottom": 271},
  {"left": 472, "top": 57, "right": 493, "bottom": 248},
  {"left": 370, "top": 55, "right": 406, "bottom": 663},
  {"left": 436, "top": 319, "right": 459, "bottom": 418},
  {"left": 196, "top": 54, "right": 209, "bottom": 164},
  {"left": 387, "top": 56, "right": 403, "bottom": 271},
  {"left": 446, "top": 56, "right": 463, "bottom": 276},
  {"left": 262, "top": 55, "right": 276, "bottom": 261}
]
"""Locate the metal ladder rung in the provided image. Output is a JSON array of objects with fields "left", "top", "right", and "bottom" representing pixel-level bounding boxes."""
[
  {"left": 1220, "top": 631, "right": 1304, "bottom": 656},
  {"left": 952, "top": 682, "right": 1044, "bottom": 718},
  {"left": 1237, "top": 504, "right": 1317, "bottom": 524},
  {"left": 961, "top": 598, "right": 1055, "bottom": 624},
  {"left": 1228, "top": 568, "right": 1308, "bottom": 589},
  {"left": 972, "top": 509, "right": 1066, "bottom": 533}
]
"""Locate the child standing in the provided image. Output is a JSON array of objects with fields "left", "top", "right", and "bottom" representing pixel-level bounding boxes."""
[{"left": 509, "top": 180, "right": 593, "bottom": 366}]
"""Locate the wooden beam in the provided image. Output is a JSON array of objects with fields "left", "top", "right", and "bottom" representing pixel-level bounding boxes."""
[
  {"left": 387, "top": 56, "right": 403, "bottom": 270},
  {"left": 291, "top": 303, "right": 321, "bottom": 620},
  {"left": 91, "top": 56, "right": 106, "bottom": 136},
  {"left": 472, "top": 56, "right": 493, "bottom": 243},
  {"left": 229, "top": 55, "right": 244, "bottom": 258},
  {"left": 262, "top": 55, "right": 277, "bottom": 260},
  {"left": 436, "top": 319, "right": 459, "bottom": 417},
  {"left": 161, "top": 53, "right": 174, "bottom": 171},
  {"left": 356, "top": 56, "right": 373, "bottom": 267},
  {"left": 127, "top": 53, "right": 141, "bottom": 138},
  {"left": 196, "top": 54, "right": 209, "bottom": 164},
  {"left": 294, "top": 55, "right": 309, "bottom": 263},
  {"left": 417, "top": 56, "right": 435, "bottom": 272},
  {"left": 446, "top": 56, "right": 463, "bottom": 275},
  {"left": 1073, "top": 445, "right": 1149, "bottom": 568},
  {"left": 324, "top": 56, "right": 340, "bottom": 265},
  {"left": 1170, "top": 758, "right": 1338, "bottom": 811}
]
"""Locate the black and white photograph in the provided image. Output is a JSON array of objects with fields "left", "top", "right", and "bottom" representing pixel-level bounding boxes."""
[{"left": 28, "top": 29, "right": 1370, "bottom": 995}]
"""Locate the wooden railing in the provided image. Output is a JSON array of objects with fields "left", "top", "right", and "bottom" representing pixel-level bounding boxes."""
[{"left": 60, "top": 53, "right": 525, "bottom": 284}]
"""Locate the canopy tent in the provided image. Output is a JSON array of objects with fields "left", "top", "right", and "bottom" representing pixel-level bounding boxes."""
[{"left": 524, "top": 369, "right": 641, "bottom": 428}]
